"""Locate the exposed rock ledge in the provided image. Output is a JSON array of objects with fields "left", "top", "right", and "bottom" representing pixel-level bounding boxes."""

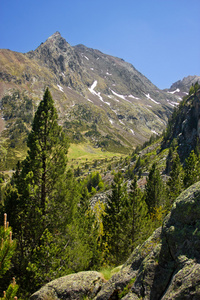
[{"left": 31, "top": 182, "right": 200, "bottom": 300}]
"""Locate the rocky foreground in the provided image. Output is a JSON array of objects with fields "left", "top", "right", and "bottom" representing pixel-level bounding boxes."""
[{"left": 31, "top": 182, "right": 200, "bottom": 300}]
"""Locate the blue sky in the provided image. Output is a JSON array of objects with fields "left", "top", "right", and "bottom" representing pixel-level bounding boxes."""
[{"left": 0, "top": 0, "right": 199, "bottom": 89}]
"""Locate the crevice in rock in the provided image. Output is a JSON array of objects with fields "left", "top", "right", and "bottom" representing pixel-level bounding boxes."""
[{"left": 158, "top": 235, "right": 177, "bottom": 299}]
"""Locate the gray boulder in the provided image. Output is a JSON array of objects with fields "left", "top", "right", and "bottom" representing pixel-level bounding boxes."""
[{"left": 30, "top": 271, "right": 105, "bottom": 300}]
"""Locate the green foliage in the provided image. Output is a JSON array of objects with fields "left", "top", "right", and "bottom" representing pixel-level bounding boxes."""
[
  {"left": 183, "top": 150, "right": 200, "bottom": 188},
  {"left": 0, "top": 214, "right": 18, "bottom": 300},
  {"left": 0, "top": 91, "right": 34, "bottom": 169},
  {"left": 119, "top": 277, "right": 136, "bottom": 299},
  {"left": 3, "top": 89, "right": 77, "bottom": 295},
  {"left": 144, "top": 163, "right": 164, "bottom": 213},
  {"left": 86, "top": 172, "right": 103, "bottom": 193},
  {"left": 103, "top": 172, "right": 129, "bottom": 264},
  {"left": 99, "top": 265, "right": 122, "bottom": 281},
  {"left": 0, "top": 277, "right": 19, "bottom": 300},
  {"left": 189, "top": 81, "right": 200, "bottom": 96},
  {"left": 167, "top": 148, "right": 184, "bottom": 205},
  {"left": 0, "top": 214, "right": 16, "bottom": 279},
  {"left": 127, "top": 176, "right": 151, "bottom": 250},
  {"left": 26, "top": 228, "right": 62, "bottom": 286}
]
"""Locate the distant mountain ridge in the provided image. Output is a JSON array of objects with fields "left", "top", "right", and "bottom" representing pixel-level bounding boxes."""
[
  {"left": 165, "top": 75, "right": 200, "bottom": 98},
  {"left": 0, "top": 31, "right": 196, "bottom": 157}
]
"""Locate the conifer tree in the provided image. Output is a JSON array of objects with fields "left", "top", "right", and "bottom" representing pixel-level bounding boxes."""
[
  {"left": 0, "top": 214, "right": 18, "bottom": 300},
  {"left": 144, "top": 163, "right": 163, "bottom": 214},
  {"left": 103, "top": 172, "right": 129, "bottom": 265},
  {"left": 4, "top": 88, "right": 73, "bottom": 293},
  {"left": 183, "top": 150, "right": 200, "bottom": 188},
  {"left": 167, "top": 148, "right": 183, "bottom": 205},
  {"left": 127, "top": 176, "right": 150, "bottom": 251}
]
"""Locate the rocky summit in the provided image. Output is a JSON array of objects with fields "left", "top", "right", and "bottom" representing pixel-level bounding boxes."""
[
  {"left": 31, "top": 182, "right": 200, "bottom": 300},
  {"left": 0, "top": 32, "right": 181, "bottom": 150}
]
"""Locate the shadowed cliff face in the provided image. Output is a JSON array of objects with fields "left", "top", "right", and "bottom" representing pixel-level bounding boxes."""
[
  {"left": 162, "top": 90, "right": 200, "bottom": 161},
  {"left": 31, "top": 182, "right": 200, "bottom": 300}
]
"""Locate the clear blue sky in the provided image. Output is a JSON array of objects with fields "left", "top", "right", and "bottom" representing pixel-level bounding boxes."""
[{"left": 0, "top": 0, "right": 199, "bottom": 89}]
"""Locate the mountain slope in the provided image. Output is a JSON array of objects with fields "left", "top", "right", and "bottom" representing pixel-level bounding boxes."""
[{"left": 0, "top": 32, "right": 181, "bottom": 160}]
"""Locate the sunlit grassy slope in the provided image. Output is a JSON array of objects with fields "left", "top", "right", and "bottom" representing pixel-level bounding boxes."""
[{"left": 67, "top": 143, "right": 125, "bottom": 163}]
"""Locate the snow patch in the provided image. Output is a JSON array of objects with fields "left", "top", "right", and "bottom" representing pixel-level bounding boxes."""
[
  {"left": 106, "top": 72, "right": 112, "bottom": 76},
  {"left": 128, "top": 94, "right": 140, "bottom": 100},
  {"left": 89, "top": 80, "right": 97, "bottom": 92},
  {"left": 130, "top": 129, "right": 135, "bottom": 135},
  {"left": 145, "top": 93, "right": 160, "bottom": 105},
  {"left": 88, "top": 80, "right": 109, "bottom": 105},
  {"left": 110, "top": 89, "right": 132, "bottom": 103},
  {"left": 167, "top": 88, "right": 180, "bottom": 94},
  {"left": 167, "top": 99, "right": 179, "bottom": 107},
  {"left": 87, "top": 98, "right": 93, "bottom": 103},
  {"left": 57, "top": 84, "right": 64, "bottom": 92},
  {"left": 62, "top": 72, "right": 65, "bottom": 77},
  {"left": 109, "top": 119, "right": 114, "bottom": 124},
  {"left": 84, "top": 56, "right": 89, "bottom": 60},
  {"left": 112, "top": 109, "right": 118, "bottom": 115},
  {"left": 119, "top": 120, "right": 125, "bottom": 125},
  {"left": 90, "top": 68, "right": 94, "bottom": 71},
  {"left": 151, "top": 130, "right": 159, "bottom": 135},
  {"left": 111, "top": 89, "right": 126, "bottom": 100}
]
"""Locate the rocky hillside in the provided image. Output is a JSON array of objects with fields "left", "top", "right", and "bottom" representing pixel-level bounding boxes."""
[
  {"left": 166, "top": 75, "right": 200, "bottom": 98},
  {"left": 31, "top": 181, "right": 200, "bottom": 300},
  {"left": 161, "top": 86, "right": 200, "bottom": 161},
  {"left": 0, "top": 32, "right": 180, "bottom": 154}
]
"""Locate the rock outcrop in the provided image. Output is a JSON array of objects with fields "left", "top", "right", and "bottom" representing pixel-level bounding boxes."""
[
  {"left": 30, "top": 271, "right": 105, "bottom": 300},
  {"left": 31, "top": 182, "right": 200, "bottom": 300}
]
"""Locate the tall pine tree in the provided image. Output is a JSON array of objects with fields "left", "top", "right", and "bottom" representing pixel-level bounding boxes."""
[
  {"left": 167, "top": 148, "right": 183, "bottom": 205},
  {"left": 4, "top": 88, "right": 73, "bottom": 293},
  {"left": 103, "top": 172, "right": 129, "bottom": 265},
  {"left": 144, "top": 163, "right": 163, "bottom": 214},
  {"left": 183, "top": 150, "right": 200, "bottom": 188},
  {"left": 127, "top": 176, "right": 150, "bottom": 251}
]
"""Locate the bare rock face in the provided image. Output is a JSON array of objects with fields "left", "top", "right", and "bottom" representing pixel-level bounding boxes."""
[{"left": 30, "top": 182, "right": 200, "bottom": 300}]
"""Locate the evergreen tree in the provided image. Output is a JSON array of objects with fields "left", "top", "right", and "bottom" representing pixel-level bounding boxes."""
[
  {"left": 183, "top": 150, "right": 200, "bottom": 188},
  {"left": 0, "top": 214, "right": 18, "bottom": 300},
  {"left": 4, "top": 88, "right": 74, "bottom": 294},
  {"left": 144, "top": 163, "right": 163, "bottom": 214},
  {"left": 167, "top": 148, "right": 183, "bottom": 205},
  {"left": 103, "top": 172, "right": 129, "bottom": 265},
  {"left": 127, "top": 176, "right": 150, "bottom": 251}
]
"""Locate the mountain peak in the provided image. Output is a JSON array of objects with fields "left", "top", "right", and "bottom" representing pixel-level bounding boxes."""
[
  {"left": 44, "top": 31, "right": 71, "bottom": 50},
  {"left": 48, "top": 31, "right": 62, "bottom": 40}
]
